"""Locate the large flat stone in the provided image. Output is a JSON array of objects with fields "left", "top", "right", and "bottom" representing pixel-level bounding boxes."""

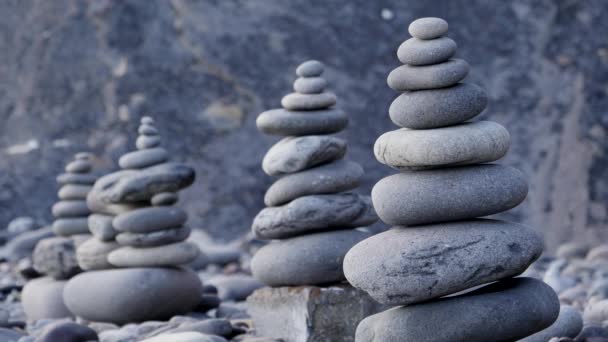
[
  {"left": 257, "top": 108, "right": 348, "bottom": 136},
  {"left": 247, "top": 285, "right": 387, "bottom": 342}
]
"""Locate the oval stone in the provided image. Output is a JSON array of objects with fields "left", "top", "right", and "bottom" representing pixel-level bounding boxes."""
[
  {"left": 52, "top": 218, "right": 89, "bottom": 236},
  {"left": 136, "top": 135, "right": 161, "bottom": 150},
  {"left": 76, "top": 238, "right": 120, "bottom": 271},
  {"left": 65, "top": 160, "right": 92, "bottom": 173},
  {"left": 58, "top": 184, "right": 92, "bottom": 200},
  {"left": 262, "top": 135, "right": 347, "bottom": 176},
  {"left": 141, "top": 116, "right": 155, "bottom": 125},
  {"left": 251, "top": 230, "right": 371, "bottom": 286},
  {"left": 293, "top": 77, "right": 327, "bottom": 94},
  {"left": 387, "top": 59, "right": 469, "bottom": 91},
  {"left": 344, "top": 219, "right": 543, "bottom": 305},
  {"left": 371, "top": 164, "right": 528, "bottom": 226},
  {"left": 22, "top": 277, "right": 72, "bottom": 320},
  {"left": 296, "top": 60, "right": 324, "bottom": 77},
  {"left": 63, "top": 267, "right": 202, "bottom": 324},
  {"left": 108, "top": 241, "right": 199, "bottom": 267},
  {"left": 281, "top": 92, "right": 336, "bottom": 111},
  {"left": 138, "top": 124, "right": 158, "bottom": 135},
  {"left": 397, "top": 37, "right": 457, "bottom": 66},
  {"left": 374, "top": 121, "right": 510, "bottom": 170},
  {"left": 52, "top": 201, "right": 90, "bottom": 218},
  {"left": 257, "top": 108, "right": 348, "bottom": 136},
  {"left": 389, "top": 83, "right": 487, "bottom": 129},
  {"left": 118, "top": 147, "right": 169, "bottom": 170},
  {"left": 113, "top": 207, "right": 187, "bottom": 233},
  {"left": 521, "top": 305, "right": 583, "bottom": 342},
  {"left": 116, "top": 226, "right": 190, "bottom": 247},
  {"left": 355, "top": 278, "right": 559, "bottom": 342},
  {"left": 264, "top": 159, "right": 363, "bottom": 206},
  {"left": 56, "top": 173, "right": 97, "bottom": 185},
  {"left": 151, "top": 192, "right": 179, "bottom": 206},
  {"left": 408, "top": 17, "right": 449, "bottom": 40}
]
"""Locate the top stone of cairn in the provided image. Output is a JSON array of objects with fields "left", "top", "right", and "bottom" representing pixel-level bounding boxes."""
[{"left": 408, "top": 17, "right": 449, "bottom": 40}]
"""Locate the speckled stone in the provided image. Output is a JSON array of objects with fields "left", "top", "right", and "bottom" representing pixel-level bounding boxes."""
[
  {"left": 108, "top": 241, "right": 199, "bottom": 267},
  {"left": 521, "top": 305, "right": 583, "bottom": 342},
  {"left": 371, "top": 164, "right": 528, "bottom": 226},
  {"left": 32, "top": 236, "right": 80, "bottom": 279},
  {"left": 118, "top": 147, "right": 169, "bottom": 169},
  {"left": 397, "top": 37, "right": 457, "bottom": 66},
  {"left": 374, "top": 121, "right": 510, "bottom": 170},
  {"left": 389, "top": 83, "right": 487, "bottom": 129},
  {"left": 76, "top": 238, "right": 120, "bottom": 270},
  {"left": 296, "top": 60, "right": 324, "bottom": 77},
  {"left": 264, "top": 159, "right": 363, "bottom": 206},
  {"left": 387, "top": 59, "right": 469, "bottom": 91},
  {"left": 344, "top": 219, "right": 543, "bottom": 305},
  {"left": 293, "top": 77, "right": 326, "bottom": 94},
  {"left": 256, "top": 108, "right": 348, "bottom": 136},
  {"left": 408, "top": 17, "right": 449, "bottom": 40},
  {"left": 355, "top": 278, "right": 559, "bottom": 342},
  {"left": 113, "top": 206, "right": 187, "bottom": 233},
  {"left": 281, "top": 92, "right": 336, "bottom": 111},
  {"left": 116, "top": 226, "right": 190, "bottom": 247}
]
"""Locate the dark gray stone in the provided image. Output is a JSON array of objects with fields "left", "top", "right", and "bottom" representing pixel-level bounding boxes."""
[
  {"left": 371, "top": 164, "right": 528, "bottom": 226},
  {"left": 107, "top": 241, "right": 199, "bottom": 267},
  {"left": 21, "top": 277, "right": 72, "bottom": 320},
  {"left": 88, "top": 214, "right": 117, "bottom": 241},
  {"left": 397, "top": 37, "right": 457, "bottom": 66},
  {"left": 521, "top": 305, "right": 583, "bottom": 342},
  {"left": 37, "top": 322, "right": 98, "bottom": 342},
  {"left": 387, "top": 59, "right": 469, "bottom": 91},
  {"left": 32, "top": 237, "right": 80, "bottom": 279},
  {"left": 118, "top": 147, "right": 169, "bottom": 170},
  {"left": 57, "top": 184, "right": 92, "bottom": 200},
  {"left": 56, "top": 173, "right": 97, "bottom": 186},
  {"left": 344, "top": 219, "right": 543, "bottom": 305},
  {"left": 256, "top": 108, "right": 348, "bottom": 136},
  {"left": 113, "top": 206, "right": 187, "bottom": 233},
  {"left": 355, "top": 278, "right": 559, "bottom": 342},
  {"left": 206, "top": 274, "right": 263, "bottom": 301},
  {"left": 408, "top": 17, "right": 449, "bottom": 40},
  {"left": 281, "top": 92, "right": 336, "bottom": 111},
  {"left": 116, "top": 225, "right": 190, "bottom": 247}
]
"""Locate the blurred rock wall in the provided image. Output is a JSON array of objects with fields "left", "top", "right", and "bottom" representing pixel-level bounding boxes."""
[{"left": 0, "top": 0, "right": 606, "bottom": 251}]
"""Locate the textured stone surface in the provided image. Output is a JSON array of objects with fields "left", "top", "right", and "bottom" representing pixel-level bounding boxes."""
[
  {"left": 76, "top": 237, "right": 119, "bottom": 270},
  {"left": 0, "top": 1, "right": 605, "bottom": 250},
  {"left": 247, "top": 285, "right": 387, "bottom": 342},
  {"left": 521, "top": 305, "right": 583, "bottom": 342},
  {"left": 344, "top": 219, "right": 543, "bottom": 305},
  {"left": 355, "top": 278, "right": 559, "bottom": 342},
  {"left": 32, "top": 236, "right": 80, "bottom": 279},
  {"left": 397, "top": 37, "right": 457, "bottom": 66}
]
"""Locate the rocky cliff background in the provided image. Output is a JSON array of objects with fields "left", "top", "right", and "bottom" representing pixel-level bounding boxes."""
[{"left": 0, "top": 0, "right": 605, "bottom": 251}]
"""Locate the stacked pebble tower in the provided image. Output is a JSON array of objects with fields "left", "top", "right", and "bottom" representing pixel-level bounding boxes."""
[
  {"left": 252, "top": 60, "right": 378, "bottom": 286},
  {"left": 65, "top": 116, "right": 202, "bottom": 324},
  {"left": 343, "top": 18, "right": 560, "bottom": 341}
]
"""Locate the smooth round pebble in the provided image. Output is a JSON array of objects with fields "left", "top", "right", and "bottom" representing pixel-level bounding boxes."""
[
  {"left": 296, "top": 60, "right": 324, "bottom": 77},
  {"left": 58, "top": 184, "right": 92, "bottom": 200},
  {"left": 387, "top": 59, "right": 469, "bottom": 91},
  {"left": 114, "top": 206, "right": 187, "bottom": 233},
  {"left": 138, "top": 124, "right": 158, "bottom": 135},
  {"left": 136, "top": 135, "right": 161, "bottom": 150},
  {"left": 56, "top": 173, "right": 97, "bottom": 185},
  {"left": 76, "top": 238, "right": 120, "bottom": 270},
  {"left": 22, "top": 277, "right": 72, "bottom": 320},
  {"left": 65, "top": 160, "right": 92, "bottom": 173},
  {"left": 118, "top": 147, "right": 169, "bottom": 169},
  {"left": 141, "top": 116, "right": 155, "bottom": 125},
  {"left": 256, "top": 108, "right": 348, "bottom": 136},
  {"left": 108, "top": 241, "right": 199, "bottom": 267},
  {"left": 397, "top": 37, "right": 457, "bottom": 66},
  {"left": 51, "top": 201, "right": 90, "bottom": 218},
  {"left": 520, "top": 305, "right": 583, "bottom": 342},
  {"left": 37, "top": 321, "right": 98, "bottom": 342},
  {"left": 151, "top": 192, "right": 179, "bottom": 206},
  {"left": 408, "top": 17, "right": 449, "bottom": 40},
  {"left": 281, "top": 92, "right": 336, "bottom": 111},
  {"left": 52, "top": 218, "right": 90, "bottom": 236},
  {"left": 293, "top": 77, "right": 327, "bottom": 94}
]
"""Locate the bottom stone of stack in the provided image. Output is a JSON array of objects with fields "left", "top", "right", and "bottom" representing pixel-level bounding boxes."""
[
  {"left": 247, "top": 285, "right": 387, "bottom": 342},
  {"left": 355, "top": 277, "right": 559, "bottom": 342},
  {"left": 63, "top": 267, "right": 202, "bottom": 324},
  {"left": 22, "top": 277, "right": 73, "bottom": 320}
]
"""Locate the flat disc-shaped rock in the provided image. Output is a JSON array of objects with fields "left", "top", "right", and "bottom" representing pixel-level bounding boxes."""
[
  {"left": 344, "top": 219, "right": 543, "bottom": 305},
  {"left": 372, "top": 164, "right": 527, "bottom": 225},
  {"left": 56, "top": 172, "right": 97, "bottom": 185},
  {"left": 281, "top": 92, "right": 336, "bottom": 111},
  {"left": 389, "top": 83, "right": 487, "bottom": 129},
  {"left": 264, "top": 159, "right": 363, "bottom": 206},
  {"left": 65, "top": 160, "right": 92, "bottom": 173},
  {"left": 52, "top": 200, "right": 90, "bottom": 218},
  {"left": 52, "top": 218, "right": 90, "bottom": 236},
  {"left": 253, "top": 193, "right": 377, "bottom": 239},
  {"left": 251, "top": 229, "right": 371, "bottom": 286},
  {"left": 293, "top": 77, "right": 326, "bottom": 94},
  {"left": 88, "top": 214, "right": 118, "bottom": 241},
  {"left": 355, "top": 278, "right": 559, "bottom": 342},
  {"left": 63, "top": 267, "right": 202, "bottom": 324},
  {"left": 408, "top": 17, "right": 449, "bottom": 40},
  {"left": 58, "top": 184, "right": 92, "bottom": 200},
  {"left": 116, "top": 226, "right": 190, "bottom": 247},
  {"left": 136, "top": 135, "right": 161, "bottom": 150},
  {"left": 374, "top": 121, "right": 510, "bottom": 170},
  {"left": 397, "top": 37, "right": 457, "bottom": 66},
  {"left": 108, "top": 241, "right": 199, "bottom": 267},
  {"left": 262, "top": 135, "right": 347, "bottom": 176},
  {"left": 118, "top": 147, "right": 169, "bottom": 170},
  {"left": 387, "top": 59, "right": 469, "bottom": 91},
  {"left": 296, "top": 60, "right": 324, "bottom": 77},
  {"left": 113, "top": 206, "right": 187, "bottom": 233},
  {"left": 257, "top": 108, "right": 348, "bottom": 136},
  {"left": 76, "top": 238, "right": 120, "bottom": 271}
]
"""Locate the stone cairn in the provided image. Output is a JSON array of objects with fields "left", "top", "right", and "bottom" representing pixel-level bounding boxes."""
[
  {"left": 23, "top": 153, "right": 96, "bottom": 320},
  {"left": 64, "top": 116, "right": 202, "bottom": 324},
  {"left": 343, "top": 18, "right": 560, "bottom": 341}
]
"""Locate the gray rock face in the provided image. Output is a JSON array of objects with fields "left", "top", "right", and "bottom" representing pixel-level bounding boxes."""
[
  {"left": 387, "top": 59, "right": 469, "bottom": 91},
  {"left": 22, "top": 277, "right": 72, "bottom": 320},
  {"left": 521, "top": 305, "right": 583, "bottom": 342},
  {"left": 256, "top": 108, "right": 348, "bottom": 136},
  {"left": 63, "top": 268, "right": 202, "bottom": 324},
  {"left": 371, "top": 164, "right": 528, "bottom": 226},
  {"left": 251, "top": 229, "right": 371, "bottom": 286},
  {"left": 253, "top": 193, "right": 377, "bottom": 239},
  {"left": 32, "top": 237, "right": 80, "bottom": 279},
  {"left": 355, "top": 278, "right": 559, "bottom": 342},
  {"left": 374, "top": 121, "right": 510, "bottom": 170},
  {"left": 408, "top": 17, "right": 449, "bottom": 40},
  {"left": 397, "top": 37, "right": 457, "bottom": 66},
  {"left": 344, "top": 219, "right": 543, "bottom": 305}
]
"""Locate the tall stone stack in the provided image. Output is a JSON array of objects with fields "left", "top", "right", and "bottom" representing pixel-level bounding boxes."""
[
  {"left": 343, "top": 18, "right": 560, "bottom": 341},
  {"left": 248, "top": 61, "right": 384, "bottom": 342},
  {"left": 64, "top": 116, "right": 202, "bottom": 324}
]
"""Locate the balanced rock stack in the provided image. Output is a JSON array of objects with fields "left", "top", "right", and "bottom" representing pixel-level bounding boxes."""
[
  {"left": 64, "top": 116, "right": 202, "bottom": 324},
  {"left": 252, "top": 60, "right": 378, "bottom": 286},
  {"left": 343, "top": 18, "right": 560, "bottom": 341}
]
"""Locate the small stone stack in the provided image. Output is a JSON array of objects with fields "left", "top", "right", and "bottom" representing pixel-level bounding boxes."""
[
  {"left": 343, "top": 18, "right": 560, "bottom": 341},
  {"left": 64, "top": 116, "right": 202, "bottom": 324}
]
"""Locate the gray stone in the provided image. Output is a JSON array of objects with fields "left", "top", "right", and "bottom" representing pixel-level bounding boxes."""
[
  {"left": 118, "top": 147, "right": 169, "bottom": 170},
  {"left": 88, "top": 214, "right": 118, "bottom": 241},
  {"left": 296, "top": 60, "right": 324, "bottom": 77},
  {"left": 281, "top": 92, "right": 336, "bottom": 111},
  {"left": 583, "top": 299, "right": 608, "bottom": 323},
  {"left": 408, "top": 17, "right": 449, "bottom": 40},
  {"left": 57, "top": 184, "right": 92, "bottom": 200},
  {"left": 355, "top": 278, "right": 559, "bottom": 342},
  {"left": 116, "top": 226, "right": 190, "bottom": 247},
  {"left": 371, "top": 164, "right": 528, "bottom": 226},
  {"left": 387, "top": 59, "right": 469, "bottom": 91},
  {"left": 151, "top": 192, "right": 178, "bottom": 206},
  {"left": 251, "top": 229, "right": 371, "bottom": 286},
  {"left": 374, "top": 121, "right": 510, "bottom": 170},
  {"left": 262, "top": 135, "right": 347, "bottom": 176},
  {"left": 64, "top": 267, "right": 202, "bottom": 324},
  {"left": 65, "top": 159, "right": 92, "bottom": 174},
  {"left": 293, "top": 77, "right": 326, "bottom": 94},
  {"left": 248, "top": 285, "right": 387, "bottom": 342},
  {"left": 389, "top": 83, "right": 487, "bottom": 129},
  {"left": 264, "top": 159, "right": 363, "bottom": 206},
  {"left": 136, "top": 135, "right": 161, "bottom": 150},
  {"left": 344, "top": 219, "right": 543, "bottom": 305},
  {"left": 139, "top": 124, "right": 158, "bottom": 135},
  {"left": 521, "top": 305, "right": 583, "bottom": 342},
  {"left": 256, "top": 108, "right": 348, "bottom": 136},
  {"left": 37, "top": 322, "right": 98, "bottom": 342},
  {"left": 107, "top": 241, "right": 199, "bottom": 267},
  {"left": 51, "top": 201, "right": 90, "bottom": 218},
  {"left": 206, "top": 274, "right": 263, "bottom": 301},
  {"left": 87, "top": 189, "right": 146, "bottom": 216},
  {"left": 113, "top": 207, "right": 187, "bottom": 233},
  {"left": 2, "top": 226, "right": 54, "bottom": 261},
  {"left": 52, "top": 218, "right": 89, "bottom": 236},
  {"left": 169, "top": 319, "right": 232, "bottom": 337},
  {"left": 253, "top": 193, "right": 376, "bottom": 239},
  {"left": 76, "top": 238, "right": 120, "bottom": 270},
  {"left": 397, "top": 37, "right": 457, "bottom": 66},
  {"left": 32, "top": 237, "right": 80, "bottom": 279},
  {"left": 557, "top": 242, "right": 591, "bottom": 259},
  {"left": 7, "top": 217, "right": 37, "bottom": 235},
  {"left": 0, "top": 328, "right": 24, "bottom": 342},
  {"left": 56, "top": 173, "right": 97, "bottom": 186},
  {"left": 587, "top": 245, "right": 608, "bottom": 262},
  {"left": 22, "top": 277, "right": 72, "bottom": 320}
]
